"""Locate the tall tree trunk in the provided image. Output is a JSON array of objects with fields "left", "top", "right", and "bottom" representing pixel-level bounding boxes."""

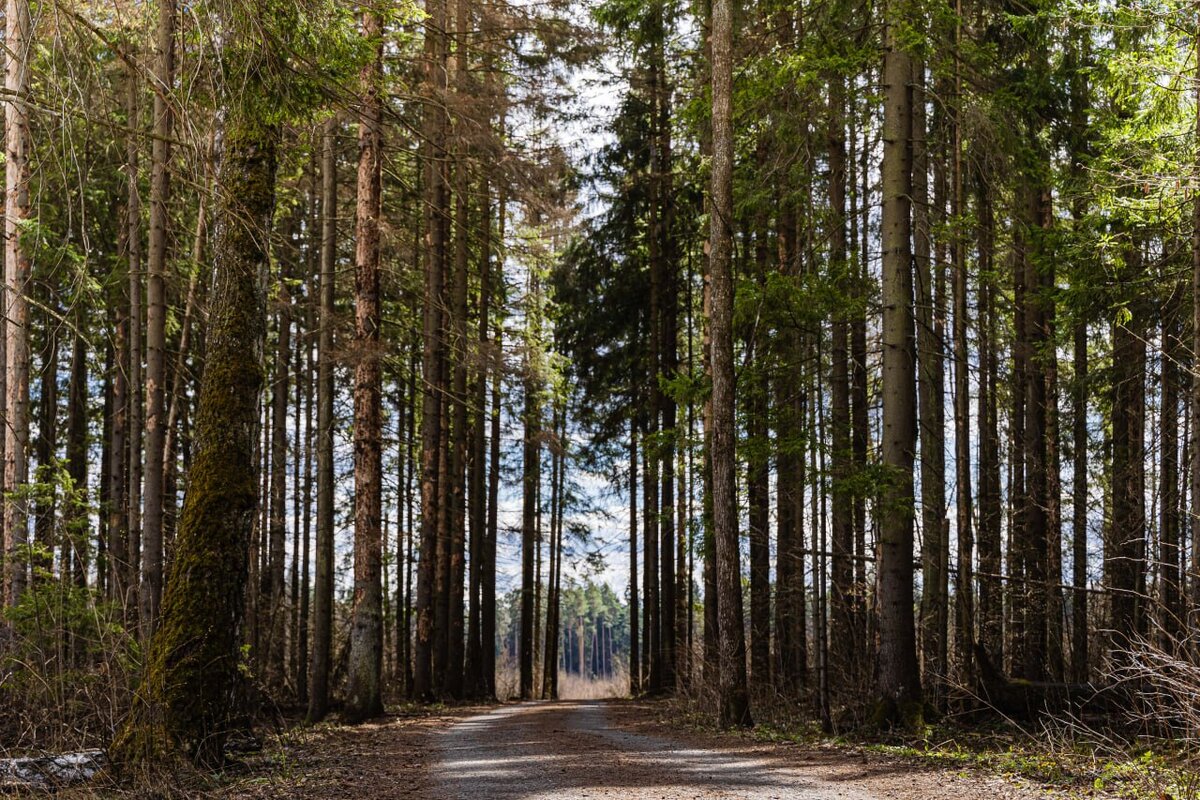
[
  {"left": 3, "top": 0, "right": 30, "bottom": 607},
  {"left": 774, "top": 206, "right": 806, "bottom": 695},
  {"left": 307, "top": 116, "right": 338, "bottom": 723},
  {"left": 466, "top": 178, "right": 492, "bottom": 699},
  {"left": 1068, "top": 38, "right": 1090, "bottom": 682},
  {"left": 747, "top": 211, "right": 770, "bottom": 692},
  {"left": 975, "top": 171, "right": 1003, "bottom": 668},
  {"left": 629, "top": 418, "right": 640, "bottom": 693},
  {"left": 445, "top": 0, "right": 471, "bottom": 700},
  {"left": 1160, "top": 287, "right": 1182, "bottom": 646},
  {"left": 709, "top": 0, "right": 751, "bottom": 727},
  {"left": 34, "top": 309, "right": 58, "bottom": 584},
  {"left": 1071, "top": 318, "right": 1089, "bottom": 679},
  {"left": 1192, "top": 21, "right": 1200, "bottom": 640},
  {"left": 266, "top": 273, "right": 291, "bottom": 685},
  {"left": 290, "top": 289, "right": 304, "bottom": 688},
  {"left": 141, "top": 0, "right": 176, "bottom": 635},
  {"left": 297, "top": 187, "right": 315, "bottom": 702},
  {"left": 950, "top": 18, "right": 974, "bottom": 682},
  {"left": 913, "top": 58, "right": 947, "bottom": 699},
  {"left": 850, "top": 97, "right": 870, "bottom": 673},
  {"left": 828, "top": 71, "right": 854, "bottom": 682},
  {"left": 747, "top": 346, "right": 770, "bottom": 691},
  {"left": 345, "top": 7, "right": 385, "bottom": 722},
  {"left": 415, "top": 0, "right": 450, "bottom": 700},
  {"left": 108, "top": 311, "right": 129, "bottom": 605},
  {"left": 646, "top": 127, "right": 662, "bottom": 695},
  {"left": 110, "top": 101, "right": 279, "bottom": 769},
  {"left": 519, "top": 355, "right": 540, "bottom": 700},
  {"left": 403, "top": 353, "right": 418, "bottom": 693},
  {"left": 98, "top": 356, "right": 112, "bottom": 597},
  {"left": 876, "top": 9, "right": 922, "bottom": 727},
  {"left": 658, "top": 40, "right": 678, "bottom": 694},
  {"left": 65, "top": 331, "right": 88, "bottom": 590},
  {"left": 127, "top": 67, "right": 145, "bottom": 631},
  {"left": 542, "top": 405, "right": 565, "bottom": 699},
  {"left": 484, "top": 283, "right": 502, "bottom": 700},
  {"left": 1022, "top": 187, "right": 1050, "bottom": 683},
  {"left": 1044, "top": 224, "right": 1064, "bottom": 683},
  {"left": 1109, "top": 242, "right": 1146, "bottom": 663},
  {"left": 645, "top": 19, "right": 664, "bottom": 696},
  {"left": 698, "top": 0, "right": 718, "bottom": 692}
]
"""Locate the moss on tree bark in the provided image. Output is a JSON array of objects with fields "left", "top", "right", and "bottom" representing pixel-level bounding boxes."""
[{"left": 110, "top": 114, "right": 278, "bottom": 769}]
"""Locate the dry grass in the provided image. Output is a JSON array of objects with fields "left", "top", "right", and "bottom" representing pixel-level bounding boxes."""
[
  {"left": 494, "top": 657, "right": 628, "bottom": 701},
  {"left": 557, "top": 670, "right": 628, "bottom": 700}
]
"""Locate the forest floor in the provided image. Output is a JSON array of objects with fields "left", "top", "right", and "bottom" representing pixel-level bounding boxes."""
[
  {"left": 193, "top": 699, "right": 1108, "bottom": 800},
  {"left": 37, "top": 698, "right": 1190, "bottom": 797}
]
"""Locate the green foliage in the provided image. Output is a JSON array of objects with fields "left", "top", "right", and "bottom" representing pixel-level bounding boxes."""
[
  {"left": 216, "top": 0, "right": 374, "bottom": 127},
  {"left": 3, "top": 581, "right": 130, "bottom": 669}
]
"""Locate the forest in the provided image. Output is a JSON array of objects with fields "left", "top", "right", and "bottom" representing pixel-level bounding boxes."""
[{"left": 1, "top": 0, "right": 1199, "bottom": 795}]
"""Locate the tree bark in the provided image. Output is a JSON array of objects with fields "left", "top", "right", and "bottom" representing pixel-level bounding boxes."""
[
  {"left": 629, "top": 418, "right": 640, "bottom": 694},
  {"left": 4, "top": 0, "right": 33, "bottom": 606},
  {"left": 33, "top": 302, "right": 58, "bottom": 586},
  {"left": 265, "top": 250, "right": 291, "bottom": 686},
  {"left": 975, "top": 170, "right": 1003, "bottom": 669},
  {"left": 466, "top": 177, "right": 492, "bottom": 699},
  {"left": 657, "top": 29, "right": 678, "bottom": 693},
  {"left": 709, "top": 0, "right": 751, "bottom": 727},
  {"left": 519, "top": 351, "right": 540, "bottom": 700},
  {"left": 1109, "top": 242, "right": 1146, "bottom": 662},
  {"left": 747, "top": 217, "right": 770, "bottom": 692},
  {"left": 828, "top": 71, "right": 854, "bottom": 682},
  {"left": 1071, "top": 318, "right": 1089, "bottom": 680},
  {"left": 127, "top": 66, "right": 145, "bottom": 632},
  {"left": 111, "top": 104, "right": 279, "bottom": 769},
  {"left": 297, "top": 182, "right": 315, "bottom": 702},
  {"left": 65, "top": 330, "right": 88, "bottom": 590},
  {"left": 1192, "top": 13, "right": 1200, "bottom": 645},
  {"left": 1160, "top": 287, "right": 1182, "bottom": 646},
  {"left": 913, "top": 58, "right": 947, "bottom": 699},
  {"left": 307, "top": 115, "right": 338, "bottom": 723},
  {"left": 345, "top": 6, "right": 385, "bottom": 722},
  {"left": 1067, "top": 38, "right": 1090, "bottom": 683},
  {"left": 414, "top": 0, "right": 449, "bottom": 699},
  {"left": 950, "top": 17, "right": 974, "bottom": 683},
  {"left": 747, "top": 345, "right": 770, "bottom": 691},
  {"left": 141, "top": 0, "right": 176, "bottom": 635},
  {"left": 1022, "top": 186, "right": 1050, "bottom": 683},
  {"left": 876, "top": 9, "right": 922, "bottom": 727},
  {"left": 484, "top": 287, "right": 502, "bottom": 699}
]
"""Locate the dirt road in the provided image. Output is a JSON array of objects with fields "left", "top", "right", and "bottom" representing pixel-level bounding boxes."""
[{"left": 427, "top": 701, "right": 1039, "bottom": 800}]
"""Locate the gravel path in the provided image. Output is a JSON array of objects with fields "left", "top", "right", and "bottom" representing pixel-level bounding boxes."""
[
  {"left": 217, "top": 699, "right": 1056, "bottom": 799},
  {"left": 429, "top": 701, "right": 1033, "bottom": 800}
]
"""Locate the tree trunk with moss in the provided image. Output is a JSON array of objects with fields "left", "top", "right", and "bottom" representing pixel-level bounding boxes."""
[{"left": 110, "top": 111, "right": 278, "bottom": 768}]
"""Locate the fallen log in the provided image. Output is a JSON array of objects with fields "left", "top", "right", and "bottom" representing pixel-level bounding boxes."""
[
  {"left": 0, "top": 750, "right": 106, "bottom": 790},
  {"left": 972, "top": 643, "right": 1127, "bottom": 719}
]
